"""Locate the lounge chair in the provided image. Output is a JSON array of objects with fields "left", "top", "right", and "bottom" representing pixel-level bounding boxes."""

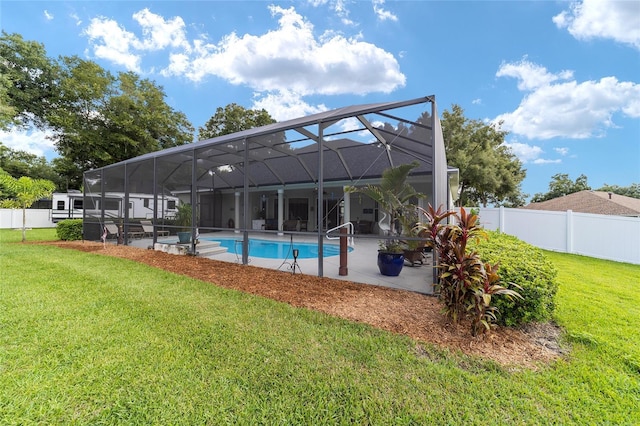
[
  {"left": 127, "top": 226, "right": 144, "bottom": 239},
  {"left": 103, "top": 222, "right": 119, "bottom": 239},
  {"left": 282, "top": 219, "right": 308, "bottom": 231},
  {"left": 104, "top": 221, "right": 144, "bottom": 240},
  {"left": 140, "top": 220, "right": 169, "bottom": 237}
]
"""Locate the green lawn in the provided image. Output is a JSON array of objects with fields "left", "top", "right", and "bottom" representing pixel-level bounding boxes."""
[{"left": 1, "top": 229, "right": 639, "bottom": 424}]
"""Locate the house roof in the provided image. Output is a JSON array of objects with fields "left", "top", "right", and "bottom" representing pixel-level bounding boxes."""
[{"left": 522, "top": 190, "right": 640, "bottom": 216}]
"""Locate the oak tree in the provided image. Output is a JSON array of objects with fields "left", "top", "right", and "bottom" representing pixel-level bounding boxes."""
[
  {"left": 0, "top": 31, "right": 58, "bottom": 130},
  {"left": 198, "top": 103, "right": 275, "bottom": 139},
  {"left": 440, "top": 104, "right": 526, "bottom": 207},
  {"left": 49, "top": 58, "right": 194, "bottom": 186}
]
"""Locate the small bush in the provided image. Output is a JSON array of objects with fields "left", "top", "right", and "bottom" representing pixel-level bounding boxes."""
[
  {"left": 471, "top": 231, "right": 558, "bottom": 326},
  {"left": 56, "top": 219, "right": 83, "bottom": 241}
]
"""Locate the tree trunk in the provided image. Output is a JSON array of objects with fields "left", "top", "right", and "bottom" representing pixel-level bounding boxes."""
[{"left": 457, "top": 182, "right": 466, "bottom": 207}]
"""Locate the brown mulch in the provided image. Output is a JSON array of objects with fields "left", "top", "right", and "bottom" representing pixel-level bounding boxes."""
[{"left": 41, "top": 240, "right": 565, "bottom": 369}]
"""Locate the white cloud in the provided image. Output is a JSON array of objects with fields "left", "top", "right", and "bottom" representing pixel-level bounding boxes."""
[
  {"left": 472, "top": 98, "right": 482, "bottom": 105},
  {"left": 84, "top": 6, "right": 404, "bottom": 96},
  {"left": 503, "top": 141, "right": 544, "bottom": 163},
  {"left": 132, "top": 8, "right": 190, "bottom": 51},
  {"left": 84, "top": 17, "right": 142, "bottom": 71},
  {"left": 163, "top": 52, "right": 190, "bottom": 76},
  {"left": 84, "top": 5, "right": 405, "bottom": 113},
  {"left": 554, "top": 147, "right": 569, "bottom": 156},
  {"left": 308, "top": 0, "right": 354, "bottom": 25},
  {"left": 496, "top": 58, "right": 573, "bottom": 91},
  {"left": 70, "top": 12, "right": 82, "bottom": 26},
  {"left": 553, "top": 0, "right": 640, "bottom": 50},
  {"left": 0, "top": 127, "right": 56, "bottom": 158},
  {"left": 83, "top": 8, "right": 190, "bottom": 72},
  {"left": 251, "top": 90, "right": 327, "bottom": 122},
  {"left": 373, "top": 0, "right": 398, "bottom": 22},
  {"left": 494, "top": 59, "right": 640, "bottom": 139},
  {"left": 307, "top": 0, "right": 329, "bottom": 7},
  {"left": 533, "top": 158, "right": 562, "bottom": 165},
  {"left": 44, "top": 10, "right": 54, "bottom": 21},
  {"left": 163, "top": 5, "right": 405, "bottom": 96},
  {"left": 504, "top": 141, "right": 566, "bottom": 165}
]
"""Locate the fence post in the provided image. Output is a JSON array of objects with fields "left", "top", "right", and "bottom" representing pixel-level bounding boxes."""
[
  {"left": 566, "top": 210, "right": 573, "bottom": 254},
  {"left": 339, "top": 227, "right": 348, "bottom": 276},
  {"left": 499, "top": 206, "right": 505, "bottom": 233}
]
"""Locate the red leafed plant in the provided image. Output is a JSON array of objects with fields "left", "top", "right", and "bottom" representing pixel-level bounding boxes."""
[{"left": 419, "top": 205, "right": 522, "bottom": 336}]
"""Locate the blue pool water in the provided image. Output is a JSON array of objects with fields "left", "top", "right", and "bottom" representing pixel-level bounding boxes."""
[{"left": 203, "top": 237, "right": 352, "bottom": 259}]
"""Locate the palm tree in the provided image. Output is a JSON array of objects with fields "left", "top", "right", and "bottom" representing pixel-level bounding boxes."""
[{"left": 346, "top": 161, "right": 424, "bottom": 251}]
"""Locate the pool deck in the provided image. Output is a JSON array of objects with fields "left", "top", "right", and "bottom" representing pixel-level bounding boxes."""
[{"left": 127, "top": 231, "right": 436, "bottom": 295}]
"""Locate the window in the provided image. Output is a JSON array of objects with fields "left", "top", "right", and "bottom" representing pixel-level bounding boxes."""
[
  {"left": 288, "top": 198, "right": 308, "bottom": 220},
  {"left": 167, "top": 200, "right": 176, "bottom": 210},
  {"left": 144, "top": 198, "right": 150, "bottom": 208},
  {"left": 57, "top": 201, "right": 65, "bottom": 210},
  {"left": 73, "top": 199, "right": 83, "bottom": 209},
  {"left": 104, "top": 199, "right": 120, "bottom": 211},
  {"left": 84, "top": 198, "right": 97, "bottom": 210}
]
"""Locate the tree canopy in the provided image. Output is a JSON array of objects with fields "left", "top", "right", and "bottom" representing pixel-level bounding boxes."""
[
  {"left": 597, "top": 183, "right": 640, "bottom": 199},
  {"left": 440, "top": 104, "right": 526, "bottom": 207},
  {"left": 0, "top": 142, "right": 63, "bottom": 189},
  {"left": 198, "top": 103, "right": 275, "bottom": 140},
  {"left": 0, "top": 31, "right": 58, "bottom": 130},
  {"left": 0, "top": 173, "right": 55, "bottom": 241},
  {"left": 531, "top": 173, "right": 591, "bottom": 203},
  {"left": 48, "top": 59, "right": 194, "bottom": 187},
  {"left": 1, "top": 33, "right": 195, "bottom": 189}
]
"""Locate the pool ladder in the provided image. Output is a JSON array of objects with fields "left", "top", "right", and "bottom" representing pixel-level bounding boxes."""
[{"left": 326, "top": 222, "right": 355, "bottom": 247}]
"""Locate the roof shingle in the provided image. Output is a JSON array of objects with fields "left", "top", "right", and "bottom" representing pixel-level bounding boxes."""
[{"left": 522, "top": 191, "right": 640, "bottom": 216}]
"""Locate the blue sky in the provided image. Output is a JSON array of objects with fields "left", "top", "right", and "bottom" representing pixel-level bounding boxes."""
[{"left": 1, "top": 0, "right": 639, "bottom": 199}]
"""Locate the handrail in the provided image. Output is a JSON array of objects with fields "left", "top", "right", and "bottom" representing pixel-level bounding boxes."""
[{"left": 326, "top": 222, "right": 355, "bottom": 247}]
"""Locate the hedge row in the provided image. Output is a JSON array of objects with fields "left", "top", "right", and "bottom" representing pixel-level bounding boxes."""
[{"left": 471, "top": 230, "right": 559, "bottom": 326}]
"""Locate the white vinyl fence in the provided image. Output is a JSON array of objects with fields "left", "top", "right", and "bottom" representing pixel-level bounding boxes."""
[
  {"left": 0, "top": 209, "right": 55, "bottom": 229},
  {"left": 472, "top": 207, "right": 640, "bottom": 265}
]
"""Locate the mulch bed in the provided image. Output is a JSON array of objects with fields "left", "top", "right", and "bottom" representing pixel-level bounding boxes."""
[{"left": 41, "top": 240, "right": 565, "bottom": 369}]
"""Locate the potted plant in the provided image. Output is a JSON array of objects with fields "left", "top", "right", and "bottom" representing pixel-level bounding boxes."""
[
  {"left": 174, "top": 202, "right": 193, "bottom": 244},
  {"left": 398, "top": 206, "right": 429, "bottom": 266},
  {"left": 346, "top": 161, "right": 424, "bottom": 276},
  {"left": 376, "top": 240, "right": 405, "bottom": 276}
]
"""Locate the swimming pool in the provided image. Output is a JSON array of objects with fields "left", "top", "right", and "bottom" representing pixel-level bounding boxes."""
[{"left": 203, "top": 237, "right": 353, "bottom": 259}]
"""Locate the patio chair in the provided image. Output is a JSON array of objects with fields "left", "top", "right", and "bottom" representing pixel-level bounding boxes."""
[{"left": 140, "top": 220, "right": 169, "bottom": 237}]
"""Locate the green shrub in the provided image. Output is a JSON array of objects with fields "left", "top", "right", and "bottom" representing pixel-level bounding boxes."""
[
  {"left": 56, "top": 219, "right": 83, "bottom": 241},
  {"left": 471, "top": 231, "right": 558, "bottom": 326}
]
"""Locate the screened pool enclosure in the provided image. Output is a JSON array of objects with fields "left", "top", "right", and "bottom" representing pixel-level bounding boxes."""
[{"left": 83, "top": 95, "right": 457, "bottom": 278}]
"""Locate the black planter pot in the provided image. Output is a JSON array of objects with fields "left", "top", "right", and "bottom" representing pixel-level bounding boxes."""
[{"left": 377, "top": 251, "right": 405, "bottom": 276}]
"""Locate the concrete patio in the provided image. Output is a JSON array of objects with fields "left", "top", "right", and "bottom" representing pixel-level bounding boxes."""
[{"left": 127, "top": 231, "right": 435, "bottom": 295}]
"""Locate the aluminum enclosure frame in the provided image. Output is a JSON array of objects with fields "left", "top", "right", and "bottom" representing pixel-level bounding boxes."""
[{"left": 83, "top": 95, "right": 454, "bottom": 279}]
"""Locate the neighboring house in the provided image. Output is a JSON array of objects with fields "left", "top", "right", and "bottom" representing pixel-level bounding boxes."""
[{"left": 522, "top": 190, "right": 640, "bottom": 217}]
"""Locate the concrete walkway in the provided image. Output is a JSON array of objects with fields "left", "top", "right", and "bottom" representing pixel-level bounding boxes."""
[{"left": 128, "top": 231, "right": 436, "bottom": 295}]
